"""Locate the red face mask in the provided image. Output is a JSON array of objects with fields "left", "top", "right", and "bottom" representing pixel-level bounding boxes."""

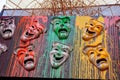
[
  {"left": 20, "top": 20, "right": 45, "bottom": 42},
  {"left": 14, "top": 44, "right": 36, "bottom": 71}
]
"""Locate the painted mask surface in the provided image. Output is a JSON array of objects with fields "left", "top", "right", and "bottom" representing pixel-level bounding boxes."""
[
  {"left": 82, "top": 19, "right": 103, "bottom": 41},
  {"left": 14, "top": 44, "right": 36, "bottom": 71},
  {"left": 50, "top": 42, "right": 72, "bottom": 68},
  {"left": 51, "top": 17, "right": 71, "bottom": 40},
  {"left": 0, "top": 17, "right": 16, "bottom": 39},
  {"left": 0, "top": 43, "right": 7, "bottom": 55},
  {"left": 21, "top": 20, "right": 44, "bottom": 42},
  {"left": 83, "top": 43, "right": 110, "bottom": 71},
  {"left": 115, "top": 19, "right": 120, "bottom": 28}
]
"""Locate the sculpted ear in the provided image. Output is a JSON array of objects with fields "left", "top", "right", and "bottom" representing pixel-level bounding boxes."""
[
  {"left": 82, "top": 46, "right": 89, "bottom": 55},
  {"left": 14, "top": 47, "right": 22, "bottom": 55},
  {"left": 67, "top": 44, "right": 73, "bottom": 52}
]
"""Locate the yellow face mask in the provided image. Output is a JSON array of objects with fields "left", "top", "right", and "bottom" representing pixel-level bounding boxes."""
[
  {"left": 82, "top": 19, "right": 103, "bottom": 41},
  {"left": 83, "top": 43, "right": 110, "bottom": 71}
]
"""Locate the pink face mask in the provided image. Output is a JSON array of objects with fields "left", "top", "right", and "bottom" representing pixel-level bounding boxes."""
[
  {"left": 14, "top": 44, "right": 36, "bottom": 71},
  {"left": 20, "top": 20, "right": 45, "bottom": 42}
]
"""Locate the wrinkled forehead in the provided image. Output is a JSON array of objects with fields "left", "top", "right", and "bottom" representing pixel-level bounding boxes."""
[
  {"left": 52, "top": 17, "right": 70, "bottom": 22},
  {"left": 53, "top": 43, "right": 70, "bottom": 50},
  {"left": 83, "top": 43, "right": 102, "bottom": 54}
]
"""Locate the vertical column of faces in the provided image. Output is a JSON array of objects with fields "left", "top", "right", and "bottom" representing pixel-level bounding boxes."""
[
  {"left": 0, "top": 17, "right": 16, "bottom": 55},
  {"left": 14, "top": 17, "right": 46, "bottom": 71}
]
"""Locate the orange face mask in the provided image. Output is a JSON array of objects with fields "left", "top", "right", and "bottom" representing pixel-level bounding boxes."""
[
  {"left": 14, "top": 44, "right": 36, "bottom": 71},
  {"left": 83, "top": 43, "right": 110, "bottom": 71},
  {"left": 82, "top": 19, "right": 103, "bottom": 41}
]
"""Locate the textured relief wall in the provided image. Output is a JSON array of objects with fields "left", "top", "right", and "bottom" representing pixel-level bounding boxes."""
[{"left": 0, "top": 16, "right": 119, "bottom": 79}]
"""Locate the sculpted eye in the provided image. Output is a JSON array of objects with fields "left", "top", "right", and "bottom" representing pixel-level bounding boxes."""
[
  {"left": 28, "top": 49, "right": 33, "bottom": 52},
  {"left": 9, "top": 21, "right": 12, "bottom": 24},
  {"left": 54, "top": 48, "right": 58, "bottom": 51},
  {"left": 89, "top": 51, "right": 94, "bottom": 55},
  {"left": 17, "top": 52, "right": 24, "bottom": 56},
  {"left": 90, "top": 24, "right": 93, "bottom": 26},
  {"left": 32, "top": 26, "right": 34, "bottom": 28},
  {"left": 63, "top": 49, "right": 67, "bottom": 52},
  {"left": 99, "top": 48, "right": 103, "bottom": 51},
  {"left": 55, "top": 22, "right": 59, "bottom": 25}
]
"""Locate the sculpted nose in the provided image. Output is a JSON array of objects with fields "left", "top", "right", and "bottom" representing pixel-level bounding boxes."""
[
  {"left": 97, "top": 53, "right": 101, "bottom": 57},
  {"left": 25, "top": 53, "right": 29, "bottom": 57},
  {"left": 60, "top": 24, "right": 64, "bottom": 27}
]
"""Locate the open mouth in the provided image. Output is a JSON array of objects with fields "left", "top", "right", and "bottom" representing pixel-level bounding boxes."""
[
  {"left": 96, "top": 58, "right": 107, "bottom": 65},
  {"left": 24, "top": 58, "right": 34, "bottom": 65},
  {"left": 25, "top": 32, "right": 34, "bottom": 37},
  {"left": 86, "top": 29, "right": 95, "bottom": 34},
  {"left": 53, "top": 54, "right": 64, "bottom": 63},
  {"left": 58, "top": 29, "right": 67, "bottom": 33},
  {"left": 3, "top": 29, "right": 12, "bottom": 34}
]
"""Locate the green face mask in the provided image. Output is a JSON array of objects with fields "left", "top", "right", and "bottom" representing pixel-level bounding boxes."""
[{"left": 51, "top": 17, "right": 71, "bottom": 40}]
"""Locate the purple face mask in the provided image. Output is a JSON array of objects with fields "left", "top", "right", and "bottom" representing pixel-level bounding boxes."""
[
  {"left": 0, "top": 17, "right": 16, "bottom": 39},
  {"left": 0, "top": 43, "right": 8, "bottom": 55}
]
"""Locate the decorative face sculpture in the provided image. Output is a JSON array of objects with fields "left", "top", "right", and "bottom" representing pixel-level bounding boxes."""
[
  {"left": 115, "top": 19, "right": 120, "bottom": 28},
  {"left": 51, "top": 17, "right": 71, "bottom": 40},
  {"left": 20, "top": 20, "right": 45, "bottom": 42},
  {"left": 83, "top": 43, "right": 110, "bottom": 71},
  {"left": 50, "top": 42, "right": 72, "bottom": 68},
  {"left": 0, "top": 43, "right": 7, "bottom": 55},
  {"left": 0, "top": 17, "right": 16, "bottom": 39},
  {"left": 14, "top": 44, "right": 36, "bottom": 71},
  {"left": 82, "top": 19, "right": 103, "bottom": 41}
]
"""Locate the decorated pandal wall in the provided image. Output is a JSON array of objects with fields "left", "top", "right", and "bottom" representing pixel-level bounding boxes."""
[{"left": 0, "top": 16, "right": 120, "bottom": 79}]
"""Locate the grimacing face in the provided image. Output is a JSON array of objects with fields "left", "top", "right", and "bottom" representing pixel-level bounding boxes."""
[
  {"left": 0, "top": 17, "right": 16, "bottom": 39},
  {"left": 0, "top": 43, "right": 7, "bottom": 55},
  {"left": 82, "top": 19, "right": 103, "bottom": 41},
  {"left": 50, "top": 42, "right": 72, "bottom": 68},
  {"left": 83, "top": 43, "right": 110, "bottom": 71},
  {"left": 51, "top": 17, "right": 71, "bottom": 40},
  {"left": 14, "top": 44, "right": 36, "bottom": 71},
  {"left": 20, "top": 20, "right": 45, "bottom": 42}
]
